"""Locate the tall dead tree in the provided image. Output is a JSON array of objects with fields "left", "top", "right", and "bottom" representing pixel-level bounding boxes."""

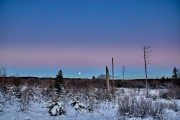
[
  {"left": 106, "top": 66, "right": 110, "bottom": 99},
  {"left": 112, "top": 58, "right": 114, "bottom": 95},
  {"left": 122, "top": 65, "right": 126, "bottom": 87},
  {"left": 143, "top": 46, "right": 151, "bottom": 96}
]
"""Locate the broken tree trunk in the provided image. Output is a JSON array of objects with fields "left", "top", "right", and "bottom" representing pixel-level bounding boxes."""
[{"left": 106, "top": 66, "right": 110, "bottom": 99}]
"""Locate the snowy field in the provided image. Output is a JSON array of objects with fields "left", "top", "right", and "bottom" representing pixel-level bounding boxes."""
[{"left": 0, "top": 85, "right": 180, "bottom": 120}]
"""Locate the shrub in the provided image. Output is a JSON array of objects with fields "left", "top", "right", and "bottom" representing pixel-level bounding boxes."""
[
  {"left": 169, "top": 101, "right": 179, "bottom": 112},
  {"left": 117, "top": 96, "right": 167, "bottom": 119},
  {"left": 49, "top": 102, "right": 66, "bottom": 116}
]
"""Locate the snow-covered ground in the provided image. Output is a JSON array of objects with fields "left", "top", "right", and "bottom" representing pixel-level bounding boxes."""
[{"left": 0, "top": 86, "right": 180, "bottom": 120}]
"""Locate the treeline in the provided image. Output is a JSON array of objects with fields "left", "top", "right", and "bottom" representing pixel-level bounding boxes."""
[{"left": 0, "top": 76, "right": 180, "bottom": 89}]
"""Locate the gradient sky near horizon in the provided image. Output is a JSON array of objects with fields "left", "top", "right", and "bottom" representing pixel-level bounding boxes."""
[{"left": 0, "top": 0, "right": 180, "bottom": 79}]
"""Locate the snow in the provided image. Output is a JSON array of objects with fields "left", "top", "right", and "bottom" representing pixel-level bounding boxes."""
[
  {"left": 0, "top": 86, "right": 180, "bottom": 120},
  {"left": 51, "top": 105, "right": 59, "bottom": 115}
]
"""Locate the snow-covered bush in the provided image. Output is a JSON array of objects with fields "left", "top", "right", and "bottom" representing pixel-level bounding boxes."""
[
  {"left": 71, "top": 100, "right": 86, "bottom": 111},
  {"left": 117, "top": 95, "right": 136, "bottom": 116},
  {"left": 169, "top": 100, "right": 179, "bottom": 112},
  {"left": 0, "top": 92, "right": 4, "bottom": 112},
  {"left": 148, "top": 101, "right": 167, "bottom": 119},
  {"left": 117, "top": 96, "right": 168, "bottom": 119},
  {"left": 169, "top": 86, "right": 180, "bottom": 99},
  {"left": 159, "top": 86, "right": 180, "bottom": 99},
  {"left": 49, "top": 102, "right": 66, "bottom": 116},
  {"left": 19, "top": 87, "right": 33, "bottom": 112},
  {"left": 159, "top": 89, "right": 170, "bottom": 99}
]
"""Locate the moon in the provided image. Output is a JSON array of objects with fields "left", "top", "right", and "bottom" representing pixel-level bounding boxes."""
[{"left": 79, "top": 72, "right": 81, "bottom": 75}]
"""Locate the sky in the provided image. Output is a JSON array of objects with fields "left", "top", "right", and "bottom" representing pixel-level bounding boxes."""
[{"left": 0, "top": 0, "right": 180, "bottom": 79}]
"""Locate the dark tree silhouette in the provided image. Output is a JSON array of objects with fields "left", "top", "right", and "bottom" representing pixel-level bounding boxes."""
[
  {"left": 178, "top": 68, "right": 180, "bottom": 79},
  {"left": 92, "top": 76, "right": 95, "bottom": 79},
  {"left": 172, "top": 67, "right": 177, "bottom": 79},
  {"left": 54, "top": 70, "right": 64, "bottom": 92}
]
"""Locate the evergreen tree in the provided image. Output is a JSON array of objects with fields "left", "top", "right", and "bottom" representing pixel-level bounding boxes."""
[
  {"left": 178, "top": 68, "right": 180, "bottom": 79},
  {"left": 54, "top": 70, "right": 64, "bottom": 93},
  {"left": 172, "top": 67, "right": 177, "bottom": 79}
]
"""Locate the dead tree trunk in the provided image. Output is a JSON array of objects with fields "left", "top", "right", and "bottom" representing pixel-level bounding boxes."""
[
  {"left": 143, "top": 46, "right": 151, "bottom": 96},
  {"left": 106, "top": 66, "right": 110, "bottom": 99},
  {"left": 112, "top": 58, "right": 114, "bottom": 95},
  {"left": 122, "top": 65, "right": 126, "bottom": 87}
]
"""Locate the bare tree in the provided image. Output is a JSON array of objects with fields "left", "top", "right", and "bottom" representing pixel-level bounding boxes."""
[
  {"left": 97, "top": 74, "right": 106, "bottom": 80},
  {"left": 122, "top": 65, "right": 126, "bottom": 87},
  {"left": 112, "top": 58, "right": 114, "bottom": 95},
  {"left": 143, "top": 46, "right": 151, "bottom": 96}
]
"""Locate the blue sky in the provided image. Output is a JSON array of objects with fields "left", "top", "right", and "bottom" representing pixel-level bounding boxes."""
[{"left": 0, "top": 0, "right": 180, "bottom": 79}]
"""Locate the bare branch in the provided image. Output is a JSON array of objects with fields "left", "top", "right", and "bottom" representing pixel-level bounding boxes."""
[{"left": 143, "top": 45, "right": 152, "bottom": 96}]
